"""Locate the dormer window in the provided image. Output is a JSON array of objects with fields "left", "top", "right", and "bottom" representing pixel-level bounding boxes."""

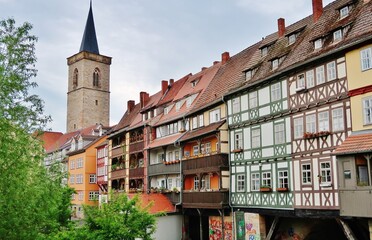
[
  {"left": 340, "top": 6, "right": 349, "bottom": 19},
  {"left": 272, "top": 59, "right": 279, "bottom": 70},
  {"left": 261, "top": 47, "right": 268, "bottom": 57},
  {"left": 288, "top": 34, "right": 296, "bottom": 45},
  {"left": 191, "top": 79, "right": 199, "bottom": 87},
  {"left": 333, "top": 29, "right": 343, "bottom": 42},
  {"left": 314, "top": 38, "right": 323, "bottom": 50}
]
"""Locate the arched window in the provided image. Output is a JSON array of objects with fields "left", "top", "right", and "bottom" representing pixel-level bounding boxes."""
[
  {"left": 93, "top": 68, "right": 100, "bottom": 87},
  {"left": 73, "top": 68, "right": 78, "bottom": 88}
]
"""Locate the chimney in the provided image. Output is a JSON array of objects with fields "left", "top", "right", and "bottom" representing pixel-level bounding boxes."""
[
  {"left": 213, "top": 61, "right": 219, "bottom": 65},
  {"left": 127, "top": 100, "right": 135, "bottom": 113},
  {"left": 201, "top": 67, "right": 207, "bottom": 71},
  {"left": 221, "top": 52, "right": 230, "bottom": 64},
  {"left": 161, "top": 80, "right": 168, "bottom": 94},
  {"left": 312, "top": 0, "right": 323, "bottom": 22},
  {"left": 140, "top": 92, "right": 149, "bottom": 108},
  {"left": 278, "top": 18, "right": 285, "bottom": 37},
  {"left": 169, "top": 79, "right": 174, "bottom": 86}
]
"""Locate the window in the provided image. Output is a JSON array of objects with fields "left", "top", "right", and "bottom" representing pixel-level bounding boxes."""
[
  {"left": 209, "top": 108, "right": 221, "bottom": 123},
  {"left": 302, "top": 164, "right": 312, "bottom": 184},
  {"left": 306, "top": 70, "right": 315, "bottom": 88},
  {"left": 237, "top": 174, "right": 245, "bottom": 192},
  {"left": 76, "top": 174, "right": 83, "bottom": 184},
  {"left": 89, "top": 191, "right": 99, "bottom": 201},
  {"left": 306, "top": 114, "right": 316, "bottom": 133},
  {"left": 186, "top": 94, "right": 197, "bottom": 108},
  {"left": 234, "top": 132, "right": 243, "bottom": 150},
  {"left": 73, "top": 68, "right": 78, "bottom": 88},
  {"left": 78, "top": 191, "right": 84, "bottom": 201},
  {"left": 363, "top": 97, "right": 372, "bottom": 125},
  {"left": 262, "top": 172, "right": 271, "bottom": 187},
  {"left": 278, "top": 171, "right": 288, "bottom": 188},
  {"left": 318, "top": 111, "right": 329, "bottom": 131},
  {"left": 288, "top": 34, "right": 296, "bottom": 45},
  {"left": 193, "top": 145, "right": 199, "bottom": 156},
  {"left": 327, "top": 61, "right": 337, "bottom": 81},
  {"left": 89, "top": 174, "right": 96, "bottom": 184},
  {"left": 271, "top": 82, "right": 281, "bottom": 101},
  {"left": 69, "top": 174, "right": 75, "bottom": 184},
  {"left": 251, "top": 173, "right": 260, "bottom": 191},
  {"left": 320, "top": 162, "right": 331, "bottom": 184},
  {"left": 200, "top": 144, "right": 205, "bottom": 154},
  {"left": 157, "top": 153, "right": 164, "bottom": 163},
  {"left": 176, "top": 100, "right": 183, "bottom": 111},
  {"left": 251, "top": 129, "right": 261, "bottom": 148},
  {"left": 333, "top": 29, "right": 342, "bottom": 42},
  {"left": 93, "top": 68, "right": 100, "bottom": 87},
  {"left": 272, "top": 59, "right": 279, "bottom": 70},
  {"left": 201, "top": 175, "right": 210, "bottom": 190},
  {"left": 71, "top": 193, "right": 75, "bottom": 200},
  {"left": 316, "top": 66, "right": 325, "bottom": 84},
  {"left": 199, "top": 114, "right": 204, "bottom": 127},
  {"left": 314, "top": 38, "right": 323, "bottom": 49},
  {"left": 194, "top": 176, "right": 199, "bottom": 190},
  {"left": 205, "top": 143, "right": 211, "bottom": 154},
  {"left": 332, "top": 108, "right": 344, "bottom": 131},
  {"left": 261, "top": 47, "right": 268, "bottom": 57},
  {"left": 294, "top": 117, "right": 304, "bottom": 139},
  {"left": 168, "top": 178, "right": 173, "bottom": 189},
  {"left": 297, "top": 74, "right": 305, "bottom": 89},
  {"left": 192, "top": 116, "right": 198, "bottom": 129},
  {"left": 232, "top": 97, "right": 240, "bottom": 114},
  {"left": 249, "top": 91, "right": 258, "bottom": 109},
  {"left": 70, "top": 160, "right": 75, "bottom": 170},
  {"left": 77, "top": 158, "right": 83, "bottom": 168},
  {"left": 340, "top": 6, "right": 349, "bottom": 19},
  {"left": 245, "top": 70, "right": 252, "bottom": 81},
  {"left": 274, "top": 123, "right": 285, "bottom": 144},
  {"left": 175, "top": 151, "right": 180, "bottom": 160},
  {"left": 361, "top": 48, "right": 372, "bottom": 71}
]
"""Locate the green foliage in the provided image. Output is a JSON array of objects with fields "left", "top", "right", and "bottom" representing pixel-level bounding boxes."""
[
  {"left": 53, "top": 193, "right": 157, "bottom": 240},
  {"left": 0, "top": 18, "right": 70, "bottom": 239}
]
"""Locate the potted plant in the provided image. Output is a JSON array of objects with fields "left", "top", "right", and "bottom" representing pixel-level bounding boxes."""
[
  {"left": 173, "top": 187, "right": 179, "bottom": 193},
  {"left": 276, "top": 187, "right": 289, "bottom": 192}
]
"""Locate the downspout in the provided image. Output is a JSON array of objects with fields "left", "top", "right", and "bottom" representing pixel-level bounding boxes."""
[
  {"left": 174, "top": 114, "right": 187, "bottom": 212},
  {"left": 222, "top": 95, "right": 235, "bottom": 239}
]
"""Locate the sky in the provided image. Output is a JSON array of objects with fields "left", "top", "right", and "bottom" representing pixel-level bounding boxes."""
[{"left": 1, "top": 0, "right": 333, "bottom": 133}]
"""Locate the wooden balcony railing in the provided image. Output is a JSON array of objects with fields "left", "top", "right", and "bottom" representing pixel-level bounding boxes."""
[
  {"left": 110, "top": 169, "right": 126, "bottom": 180},
  {"left": 129, "top": 141, "right": 144, "bottom": 153},
  {"left": 148, "top": 163, "right": 180, "bottom": 176},
  {"left": 112, "top": 146, "right": 126, "bottom": 158},
  {"left": 183, "top": 153, "right": 229, "bottom": 175},
  {"left": 163, "top": 191, "right": 181, "bottom": 204},
  {"left": 129, "top": 167, "right": 144, "bottom": 179},
  {"left": 182, "top": 190, "right": 229, "bottom": 209}
]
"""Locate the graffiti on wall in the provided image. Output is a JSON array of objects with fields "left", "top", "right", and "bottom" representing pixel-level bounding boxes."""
[
  {"left": 235, "top": 212, "right": 264, "bottom": 240},
  {"left": 209, "top": 216, "right": 232, "bottom": 240}
]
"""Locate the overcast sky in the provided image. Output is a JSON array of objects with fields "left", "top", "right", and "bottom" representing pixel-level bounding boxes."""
[{"left": 1, "top": 0, "right": 333, "bottom": 133}]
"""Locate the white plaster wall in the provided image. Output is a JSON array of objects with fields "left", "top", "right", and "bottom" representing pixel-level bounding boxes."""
[{"left": 153, "top": 215, "right": 182, "bottom": 240}]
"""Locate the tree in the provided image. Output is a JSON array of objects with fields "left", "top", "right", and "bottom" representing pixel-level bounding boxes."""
[
  {"left": 0, "top": 18, "right": 68, "bottom": 239},
  {"left": 54, "top": 193, "right": 158, "bottom": 240}
]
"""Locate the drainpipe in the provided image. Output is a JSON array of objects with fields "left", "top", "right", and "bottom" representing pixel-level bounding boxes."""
[
  {"left": 222, "top": 95, "right": 236, "bottom": 239},
  {"left": 197, "top": 208, "right": 203, "bottom": 240},
  {"left": 218, "top": 209, "right": 225, "bottom": 240}
]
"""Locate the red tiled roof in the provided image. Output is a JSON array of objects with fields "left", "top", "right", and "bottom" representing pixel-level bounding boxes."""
[
  {"left": 146, "top": 132, "right": 185, "bottom": 149},
  {"left": 157, "top": 74, "right": 190, "bottom": 106},
  {"left": 334, "top": 132, "right": 372, "bottom": 155},
  {"left": 178, "top": 120, "right": 226, "bottom": 143},
  {"left": 128, "top": 193, "right": 174, "bottom": 214},
  {"left": 37, "top": 131, "right": 63, "bottom": 151}
]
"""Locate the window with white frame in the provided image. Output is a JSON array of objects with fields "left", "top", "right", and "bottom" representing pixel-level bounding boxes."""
[
  {"left": 232, "top": 97, "right": 240, "bottom": 114},
  {"left": 261, "top": 47, "right": 268, "bottom": 57},
  {"left": 168, "top": 151, "right": 173, "bottom": 161},
  {"left": 192, "top": 116, "right": 198, "bottom": 129},
  {"left": 314, "top": 38, "right": 323, "bottom": 49},
  {"left": 316, "top": 66, "right": 325, "bottom": 84},
  {"left": 361, "top": 48, "right": 372, "bottom": 71},
  {"left": 333, "top": 29, "right": 343, "bottom": 42},
  {"left": 201, "top": 175, "right": 210, "bottom": 190},
  {"left": 237, "top": 174, "right": 245, "bottom": 192},
  {"left": 262, "top": 172, "right": 271, "bottom": 187},
  {"left": 194, "top": 176, "right": 199, "bottom": 190},
  {"left": 186, "top": 94, "right": 197, "bottom": 108},
  {"left": 174, "top": 151, "right": 180, "bottom": 160},
  {"left": 88, "top": 191, "right": 99, "bottom": 201},
  {"left": 332, "top": 108, "right": 344, "bottom": 131},
  {"left": 318, "top": 111, "right": 329, "bottom": 131},
  {"left": 271, "top": 82, "right": 281, "bottom": 101},
  {"left": 157, "top": 153, "right": 164, "bottom": 163},
  {"left": 89, "top": 174, "right": 96, "bottom": 184},
  {"left": 274, "top": 123, "right": 285, "bottom": 144},
  {"left": 176, "top": 177, "right": 181, "bottom": 188},
  {"left": 251, "top": 128, "right": 261, "bottom": 148},
  {"left": 209, "top": 108, "right": 221, "bottom": 123},
  {"left": 234, "top": 131, "right": 243, "bottom": 150},
  {"left": 77, "top": 158, "right": 83, "bottom": 168},
  {"left": 297, "top": 74, "right": 305, "bottom": 89},
  {"left": 168, "top": 178, "right": 173, "bottom": 189},
  {"left": 294, "top": 117, "right": 304, "bottom": 139},
  {"left": 320, "top": 162, "right": 332, "bottom": 184},
  {"left": 306, "top": 114, "right": 316, "bottom": 133},
  {"left": 205, "top": 142, "right": 211, "bottom": 154},
  {"left": 327, "top": 61, "right": 337, "bottom": 81},
  {"left": 98, "top": 166, "right": 105, "bottom": 176},
  {"left": 301, "top": 164, "right": 312, "bottom": 184},
  {"left": 193, "top": 145, "right": 199, "bottom": 156},
  {"left": 251, "top": 173, "right": 260, "bottom": 191},
  {"left": 245, "top": 70, "right": 252, "bottom": 81},
  {"left": 340, "top": 6, "right": 349, "bottom": 19},
  {"left": 199, "top": 114, "right": 204, "bottom": 128},
  {"left": 249, "top": 91, "right": 258, "bottom": 109},
  {"left": 200, "top": 144, "right": 205, "bottom": 154},
  {"left": 278, "top": 170, "right": 289, "bottom": 188},
  {"left": 306, "top": 70, "right": 315, "bottom": 88},
  {"left": 71, "top": 193, "right": 75, "bottom": 200},
  {"left": 363, "top": 97, "right": 372, "bottom": 125},
  {"left": 76, "top": 174, "right": 83, "bottom": 184},
  {"left": 288, "top": 34, "right": 296, "bottom": 45},
  {"left": 272, "top": 59, "right": 279, "bottom": 70},
  {"left": 78, "top": 191, "right": 84, "bottom": 201},
  {"left": 70, "top": 160, "right": 75, "bottom": 170},
  {"left": 69, "top": 174, "right": 75, "bottom": 184}
]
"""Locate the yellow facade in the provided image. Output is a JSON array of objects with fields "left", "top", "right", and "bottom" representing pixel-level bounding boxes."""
[{"left": 346, "top": 44, "right": 372, "bottom": 131}]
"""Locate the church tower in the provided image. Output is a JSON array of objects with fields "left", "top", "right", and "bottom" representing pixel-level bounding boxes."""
[{"left": 66, "top": 2, "right": 111, "bottom": 132}]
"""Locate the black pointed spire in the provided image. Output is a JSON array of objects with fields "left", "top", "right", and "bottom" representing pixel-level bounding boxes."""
[{"left": 79, "top": 1, "right": 99, "bottom": 54}]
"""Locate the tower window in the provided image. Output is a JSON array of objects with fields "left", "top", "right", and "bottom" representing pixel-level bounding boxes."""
[
  {"left": 95, "top": 100, "right": 98, "bottom": 106},
  {"left": 93, "top": 68, "right": 100, "bottom": 87},
  {"left": 73, "top": 68, "right": 78, "bottom": 88}
]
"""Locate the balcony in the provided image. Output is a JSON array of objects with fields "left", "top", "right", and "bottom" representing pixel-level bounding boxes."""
[
  {"left": 110, "top": 169, "right": 126, "bottom": 180},
  {"left": 183, "top": 153, "right": 229, "bottom": 175},
  {"left": 340, "top": 188, "right": 372, "bottom": 218},
  {"left": 129, "top": 167, "right": 144, "bottom": 179},
  {"left": 148, "top": 162, "right": 180, "bottom": 176},
  {"left": 112, "top": 145, "right": 126, "bottom": 158},
  {"left": 163, "top": 191, "right": 181, "bottom": 204},
  {"left": 129, "top": 141, "right": 144, "bottom": 153},
  {"left": 182, "top": 190, "right": 229, "bottom": 209}
]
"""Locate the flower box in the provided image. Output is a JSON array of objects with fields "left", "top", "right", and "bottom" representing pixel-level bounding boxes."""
[
  {"left": 260, "top": 187, "right": 272, "bottom": 192},
  {"left": 276, "top": 187, "right": 289, "bottom": 192}
]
